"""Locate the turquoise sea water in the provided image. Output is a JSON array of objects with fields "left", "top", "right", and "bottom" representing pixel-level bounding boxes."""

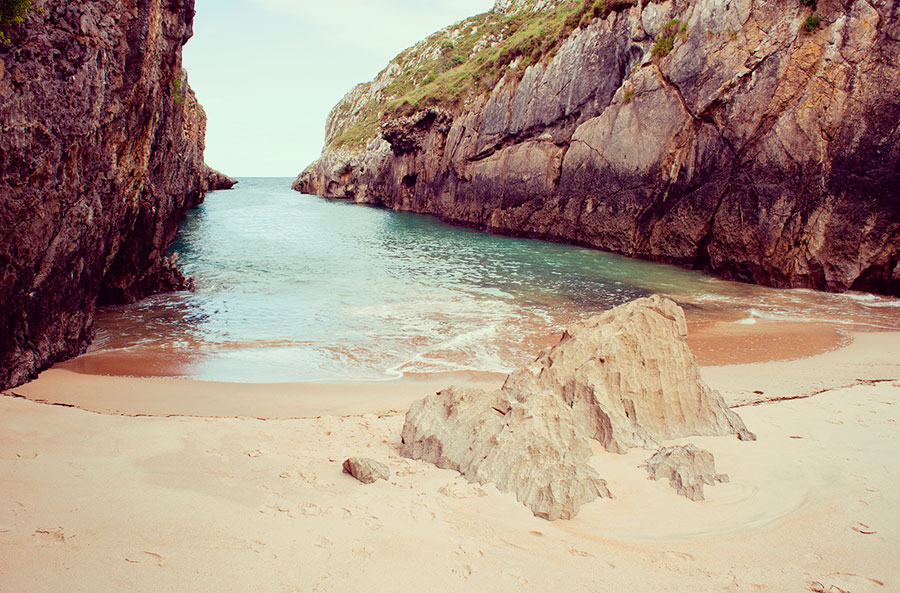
[{"left": 83, "top": 178, "right": 900, "bottom": 382}]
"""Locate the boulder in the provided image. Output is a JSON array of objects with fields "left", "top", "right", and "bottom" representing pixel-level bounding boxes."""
[
  {"left": 401, "top": 386, "right": 612, "bottom": 520},
  {"left": 342, "top": 457, "right": 390, "bottom": 484},
  {"left": 502, "top": 294, "right": 756, "bottom": 452},
  {"left": 643, "top": 444, "right": 729, "bottom": 501},
  {"left": 401, "top": 296, "right": 753, "bottom": 519}
]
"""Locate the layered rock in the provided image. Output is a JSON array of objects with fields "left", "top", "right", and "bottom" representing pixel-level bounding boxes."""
[
  {"left": 401, "top": 296, "right": 752, "bottom": 519},
  {"left": 0, "top": 0, "right": 218, "bottom": 389},
  {"left": 296, "top": 0, "right": 900, "bottom": 296},
  {"left": 503, "top": 295, "right": 755, "bottom": 452},
  {"left": 643, "top": 444, "right": 728, "bottom": 501},
  {"left": 401, "top": 386, "right": 612, "bottom": 520}
]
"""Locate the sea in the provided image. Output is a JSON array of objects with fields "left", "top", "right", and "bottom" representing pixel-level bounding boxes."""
[{"left": 67, "top": 178, "right": 900, "bottom": 382}]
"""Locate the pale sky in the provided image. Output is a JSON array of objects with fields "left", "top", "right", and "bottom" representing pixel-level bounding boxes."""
[{"left": 183, "top": 0, "right": 496, "bottom": 178}]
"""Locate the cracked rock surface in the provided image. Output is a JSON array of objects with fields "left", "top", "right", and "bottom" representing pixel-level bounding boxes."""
[{"left": 400, "top": 296, "right": 752, "bottom": 519}]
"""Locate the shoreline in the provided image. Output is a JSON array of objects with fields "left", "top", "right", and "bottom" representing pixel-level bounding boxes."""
[
  {"left": 7, "top": 329, "right": 897, "bottom": 420},
  {"left": 43, "top": 313, "right": 869, "bottom": 390},
  {"left": 1, "top": 330, "right": 898, "bottom": 592}
]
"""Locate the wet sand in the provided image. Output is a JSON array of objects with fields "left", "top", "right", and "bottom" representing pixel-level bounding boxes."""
[
  {"left": 1, "top": 330, "right": 899, "bottom": 592},
  {"left": 55, "top": 309, "right": 865, "bottom": 382}
]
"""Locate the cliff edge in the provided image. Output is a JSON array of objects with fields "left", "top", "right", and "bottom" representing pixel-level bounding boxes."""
[
  {"left": 0, "top": 0, "right": 218, "bottom": 389},
  {"left": 296, "top": 0, "right": 900, "bottom": 296}
]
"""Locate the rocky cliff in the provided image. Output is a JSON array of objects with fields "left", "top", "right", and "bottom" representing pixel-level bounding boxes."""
[
  {"left": 0, "top": 0, "right": 216, "bottom": 389},
  {"left": 296, "top": 0, "right": 900, "bottom": 296}
]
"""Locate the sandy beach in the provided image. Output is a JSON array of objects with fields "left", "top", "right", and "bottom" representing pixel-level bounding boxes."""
[{"left": 1, "top": 330, "right": 898, "bottom": 592}]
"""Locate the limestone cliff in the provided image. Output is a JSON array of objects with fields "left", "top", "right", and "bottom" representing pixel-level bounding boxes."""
[
  {"left": 296, "top": 0, "right": 900, "bottom": 296},
  {"left": 0, "top": 0, "right": 217, "bottom": 389}
]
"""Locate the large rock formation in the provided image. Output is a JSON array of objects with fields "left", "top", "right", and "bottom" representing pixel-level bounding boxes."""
[
  {"left": 296, "top": 0, "right": 900, "bottom": 296},
  {"left": 400, "top": 296, "right": 752, "bottom": 519},
  {"left": 0, "top": 0, "right": 218, "bottom": 389},
  {"left": 503, "top": 294, "right": 756, "bottom": 452}
]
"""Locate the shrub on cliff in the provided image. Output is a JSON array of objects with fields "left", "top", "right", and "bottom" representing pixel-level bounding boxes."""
[
  {"left": 171, "top": 68, "right": 187, "bottom": 105},
  {"left": 652, "top": 19, "right": 687, "bottom": 58},
  {"left": 0, "top": 0, "right": 38, "bottom": 44},
  {"left": 803, "top": 13, "right": 821, "bottom": 33}
]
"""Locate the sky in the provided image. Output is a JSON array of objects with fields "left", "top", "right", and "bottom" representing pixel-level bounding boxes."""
[{"left": 183, "top": 0, "right": 496, "bottom": 178}]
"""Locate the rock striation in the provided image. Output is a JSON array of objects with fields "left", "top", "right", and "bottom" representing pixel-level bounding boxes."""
[
  {"left": 0, "top": 0, "right": 224, "bottom": 390},
  {"left": 401, "top": 385, "right": 613, "bottom": 520},
  {"left": 401, "top": 296, "right": 752, "bottom": 519},
  {"left": 643, "top": 444, "right": 729, "bottom": 501},
  {"left": 296, "top": 0, "right": 900, "bottom": 296},
  {"left": 503, "top": 295, "right": 756, "bottom": 451}
]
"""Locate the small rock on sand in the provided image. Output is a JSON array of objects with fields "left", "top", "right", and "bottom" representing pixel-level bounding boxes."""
[
  {"left": 643, "top": 444, "right": 728, "bottom": 501},
  {"left": 342, "top": 457, "right": 390, "bottom": 484}
]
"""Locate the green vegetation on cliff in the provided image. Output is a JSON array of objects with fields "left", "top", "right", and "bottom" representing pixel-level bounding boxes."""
[
  {"left": 0, "top": 0, "right": 39, "bottom": 44},
  {"left": 328, "top": 0, "right": 636, "bottom": 152}
]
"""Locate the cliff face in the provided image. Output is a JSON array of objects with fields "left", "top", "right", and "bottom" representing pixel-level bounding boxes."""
[
  {"left": 0, "top": 0, "right": 211, "bottom": 389},
  {"left": 296, "top": 0, "right": 900, "bottom": 297}
]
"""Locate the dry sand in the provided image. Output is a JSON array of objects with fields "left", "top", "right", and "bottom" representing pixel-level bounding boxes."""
[{"left": 1, "top": 332, "right": 899, "bottom": 592}]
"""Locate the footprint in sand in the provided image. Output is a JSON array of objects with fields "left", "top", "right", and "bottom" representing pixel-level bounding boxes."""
[
  {"left": 260, "top": 503, "right": 295, "bottom": 518},
  {"left": 248, "top": 539, "right": 278, "bottom": 561},
  {"left": 365, "top": 515, "right": 383, "bottom": 531},
  {"left": 313, "top": 536, "right": 334, "bottom": 561},
  {"left": 456, "top": 541, "right": 485, "bottom": 558},
  {"left": 297, "top": 470, "right": 318, "bottom": 483},
  {"left": 569, "top": 548, "right": 593, "bottom": 558},
  {"left": 310, "top": 574, "right": 333, "bottom": 593},
  {"left": 315, "top": 536, "right": 333, "bottom": 549},
  {"left": 501, "top": 567, "right": 528, "bottom": 585},
  {"left": 124, "top": 551, "right": 165, "bottom": 567},
  {"left": 395, "top": 466, "right": 421, "bottom": 477},
  {"left": 299, "top": 502, "right": 326, "bottom": 516},
  {"left": 663, "top": 551, "right": 695, "bottom": 561},
  {"left": 808, "top": 581, "right": 850, "bottom": 593},
  {"left": 352, "top": 545, "right": 374, "bottom": 560},
  {"left": 409, "top": 502, "right": 436, "bottom": 521},
  {"left": 33, "top": 527, "right": 69, "bottom": 545},
  {"left": 828, "top": 572, "right": 885, "bottom": 588},
  {"left": 850, "top": 521, "right": 877, "bottom": 534},
  {"left": 452, "top": 564, "right": 474, "bottom": 579},
  {"left": 439, "top": 482, "right": 487, "bottom": 498}
]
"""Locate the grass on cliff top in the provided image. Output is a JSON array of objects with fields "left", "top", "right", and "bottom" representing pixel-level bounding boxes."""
[{"left": 327, "top": 0, "right": 636, "bottom": 152}]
